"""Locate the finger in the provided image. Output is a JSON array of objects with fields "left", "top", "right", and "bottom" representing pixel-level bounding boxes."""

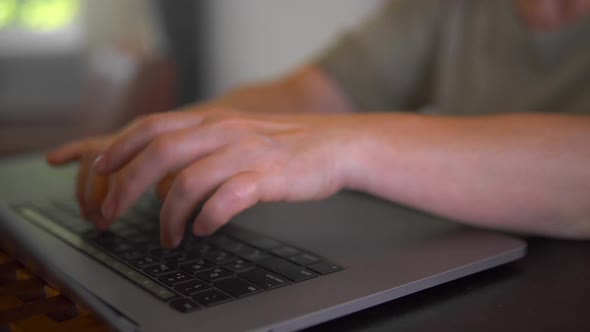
[
  {"left": 194, "top": 171, "right": 265, "bottom": 236},
  {"left": 159, "top": 150, "right": 244, "bottom": 248},
  {"left": 156, "top": 173, "right": 176, "bottom": 201},
  {"left": 100, "top": 125, "right": 229, "bottom": 221},
  {"left": 94, "top": 112, "right": 205, "bottom": 174},
  {"left": 83, "top": 165, "right": 110, "bottom": 230},
  {"left": 46, "top": 141, "right": 89, "bottom": 165},
  {"left": 75, "top": 154, "right": 92, "bottom": 220}
]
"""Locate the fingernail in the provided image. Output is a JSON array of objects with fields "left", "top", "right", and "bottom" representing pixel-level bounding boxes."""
[
  {"left": 174, "top": 233, "right": 184, "bottom": 248},
  {"left": 167, "top": 228, "right": 183, "bottom": 249},
  {"left": 93, "top": 154, "right": 106, "bottom": 172}
]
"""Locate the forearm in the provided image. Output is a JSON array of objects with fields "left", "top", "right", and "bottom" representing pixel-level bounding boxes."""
[
  {"left": 348, "top": 112, "right": 590, "bottom": 238},
  {"left": 210, "top": 65, "right": 355, "bottom": 114}
]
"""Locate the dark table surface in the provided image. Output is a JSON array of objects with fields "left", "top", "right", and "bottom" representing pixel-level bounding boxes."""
[{"left": 306, "top": 237, "right": 590, "bottom": 332}]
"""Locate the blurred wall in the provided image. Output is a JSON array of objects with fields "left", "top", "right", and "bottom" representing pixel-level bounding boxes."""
[
  {"left": 203, "top": 0, "right": 383, "bottom": 97},
  {"left": 0, "top": 0, "right": 163, "bottom": 119},
  {"left": 0, "top": 0, "right": 176, "bottom": 155}
]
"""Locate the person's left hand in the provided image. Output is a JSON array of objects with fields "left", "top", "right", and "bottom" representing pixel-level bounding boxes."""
[{"left": 70, "top": 109, "right": 369, "bottom": 248}]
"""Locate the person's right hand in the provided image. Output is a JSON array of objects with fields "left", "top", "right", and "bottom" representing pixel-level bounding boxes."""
[
  {"left": 46, "top": 112, "right": 193, "bottom": 229},
  {"left": 47, "top": 106, "right": 370, "bottom": 249}
]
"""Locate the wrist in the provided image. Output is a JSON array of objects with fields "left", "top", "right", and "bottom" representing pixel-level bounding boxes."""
[
  {"left": 339, "top": 113, "right": 425, "bottom": 195},
  {"left": 338, "top": 113, "right": 396, "bottom": 192}
]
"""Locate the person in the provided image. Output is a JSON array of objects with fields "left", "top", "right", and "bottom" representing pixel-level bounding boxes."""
[{"left": 47, "top": 0, "right": 590, "bottom": 249}]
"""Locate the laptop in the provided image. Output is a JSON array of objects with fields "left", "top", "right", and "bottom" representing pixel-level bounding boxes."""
[{"left": 0, "top": 154, "right": 526, "bottom": 331}]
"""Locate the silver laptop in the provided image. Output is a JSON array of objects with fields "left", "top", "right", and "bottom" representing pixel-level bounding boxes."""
[{"left": 0, "top": 155, "right": 526, "bottom": 332}]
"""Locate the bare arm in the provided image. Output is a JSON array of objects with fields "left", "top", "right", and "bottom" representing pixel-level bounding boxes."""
[
  {"left": 348, "top": 112, "right": 590, "bottom": 238},
  {"left": 207, "top": 65, "right": 356, "bottom": 114},
  {"left": 47, "top": 64, "right": 590, "bottom": 246}
]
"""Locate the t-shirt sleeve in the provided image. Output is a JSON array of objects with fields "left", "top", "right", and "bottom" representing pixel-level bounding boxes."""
[{"left": 315, "top": 0, "right": 443, "bottom": 111}]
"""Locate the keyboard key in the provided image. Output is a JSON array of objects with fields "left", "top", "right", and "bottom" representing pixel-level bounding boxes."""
[
  {"left": 169, "top": 298, "right": 201, "bottom": 313},
  {"left": 118, "top": 249, "right": 144, "bottom": 261},
  {"left": 143, "top": 263, "right": 174, "bottom": 277},
  {"left": 150, "top": 248, "right": 183, "bottom": 259},
  {"left": 164, "top": 255, "right": 193, "bottom": 267},
  {"left": 121, "top": 269, "right": 145, "bottom": 283},
  {"left": 289, "top": 253, "right": 321, "bottom": 266},
  {"left": 308, "top": 262, "right": 343, "bottom": 275},
  {"left": 138, "top": 278, "right": 177, "bottom": 301},
  {"left": 258, "top": 257, "right": 317, "bottom": 282},
  {"left": 179, "top": 259, "right": 215, "bottom": 275},
  {"left": 186, "top": 242, "right": 215, "bottom": 255},
  {"left": 116, "top": 228, "right": 141, "bottom": 239},
  {"left": 213, "top": 278, "right": 261, "bottom": 298},
  {"left": 249, "top": 238, "right": 281, "bottom": 250},
  {"left": 158, "top": 271, "right": 194, "bottom": 287},
  {"left": 206, "top": 234, "right": 237, "bottom": 248},
  {"left": 174, "top": 280, "right": 212, "bottom": 297},
  {"left": 271, "top": 246, "right": 300, "bottom": 258},
  {"left": 222, "top": 259, "right": 254, "bottom": 273},
  {"left": 204, "top": 250, "right": 236, "bottom": 265},
  {"left": 109, "top": 223, "right": 128, "bottom": 233},
  {"left": 223, "top": 242, "right": 253, "bottom": 254},
  {"left": 195, "top": 267, "right": 232, "bottom": 282},
  {"left": 119, "top": 216, "right": 146, "bottom": 226},
  {"left": 136, "top": 222, "right": 158, "bottom": 233},
  {"left": 238, "top": 248, "right": 271, "bottom": 262},
  {"left": 220, "top": 242, "right": 252, "bottom": 255},
  {"left": 240, "top": 268, "right": 289, "bottom": 289},
  {"left": 128, "top": 256, "right": 159, "bottom": 268},
  {"left": 127, "top": 234, "right": 155, "bottom": 246},
  {"left": 104, "top": 242, "right": 136, "bottom": 254},
  {"left": 192, "top": 289, "right": 232, "bottom": 307},
  {"left": 216, "top": 240, "right": 250, "bottom": 254},
  {"left": 183, "top": 235, "right": 206, "bottom": 246}
]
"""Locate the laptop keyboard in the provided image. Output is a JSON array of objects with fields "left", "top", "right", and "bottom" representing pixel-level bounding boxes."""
[{"left": 13, "top": 198, "right": 343, "bottom": 313}]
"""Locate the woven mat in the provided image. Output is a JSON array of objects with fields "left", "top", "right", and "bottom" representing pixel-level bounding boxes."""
[{"left": 0, "top": 250, "right": 112, "bottom": 332}]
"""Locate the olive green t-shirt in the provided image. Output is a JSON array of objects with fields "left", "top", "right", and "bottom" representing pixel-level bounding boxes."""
[{"left": 316, "top": 0, "right": 590, "bottom": 115}]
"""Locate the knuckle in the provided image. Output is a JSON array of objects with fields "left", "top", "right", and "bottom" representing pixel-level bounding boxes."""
[
  {"left": 207, "top": 110, "right": 245, "bottom": 127},
  {"left": 149, "top": 136, "right": 175, "bottom": 159},
  {"left": 203, "top": 180, "right": 257, "bottom": 225},
  {"left": 239, "top": 136, "right": 266, "bottom": 151},
  {"left": 225, "top": 180, "right": 255, "bottom": 205},
  {"left": 138, "top": 114, "right": 164, "bottom": 133}
]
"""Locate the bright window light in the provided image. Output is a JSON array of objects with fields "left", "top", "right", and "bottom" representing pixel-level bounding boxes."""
[
  {"left": 0, "top": 0, "right": 79, "bottom": 32},
  {"left": 0, "top": 0, "right": 18, "bottom": 29}
]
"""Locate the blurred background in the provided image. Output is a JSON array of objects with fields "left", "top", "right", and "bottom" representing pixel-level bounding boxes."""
[{"left": 0, "top": 0, "right": 382, "bottom": 157}]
